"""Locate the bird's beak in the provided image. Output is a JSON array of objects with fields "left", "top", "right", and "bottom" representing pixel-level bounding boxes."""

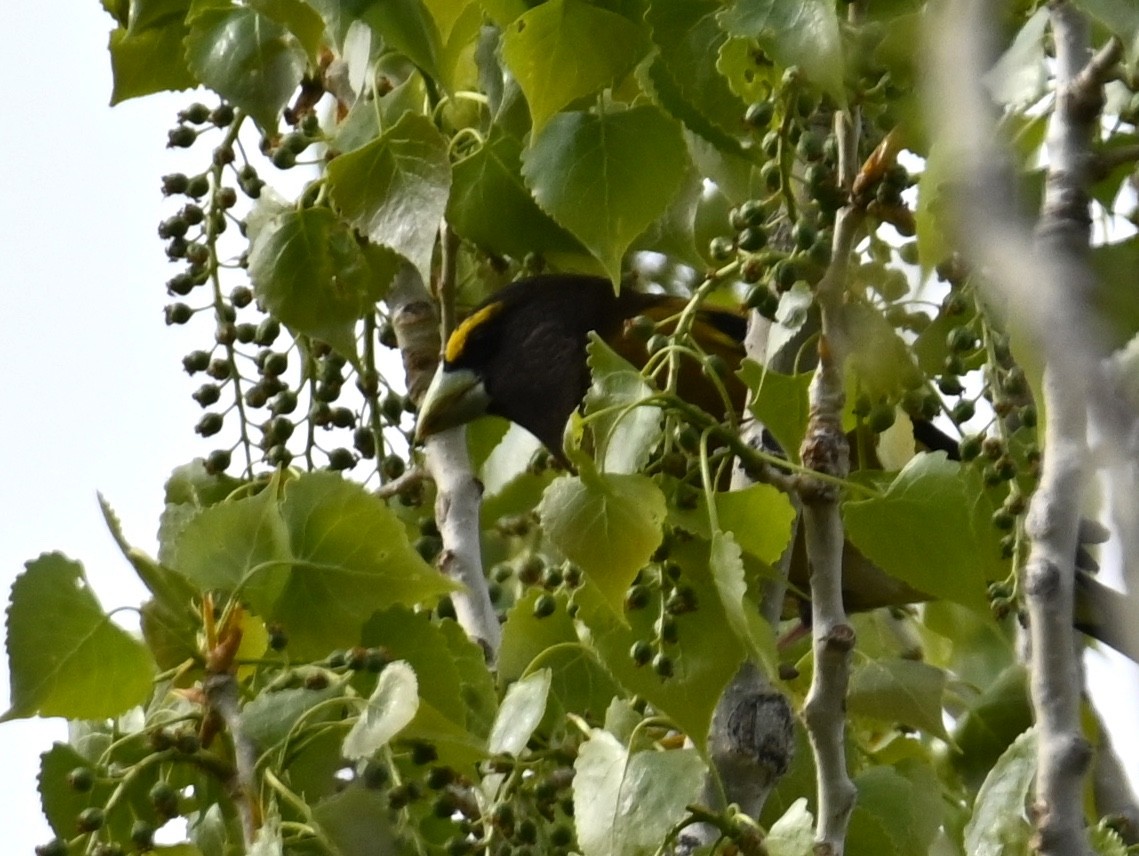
[{"left": 414, "top": 364, "right": 491, "bottom": 441}]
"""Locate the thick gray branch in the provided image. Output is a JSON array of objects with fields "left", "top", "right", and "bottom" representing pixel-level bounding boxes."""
[{"left": 390, "top": 266, "right": 501, "bottom": 656}]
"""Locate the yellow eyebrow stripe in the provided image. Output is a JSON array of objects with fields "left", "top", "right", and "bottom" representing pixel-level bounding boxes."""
[{"left": 445, "top": 302, "right": 504, "bottom": 363}]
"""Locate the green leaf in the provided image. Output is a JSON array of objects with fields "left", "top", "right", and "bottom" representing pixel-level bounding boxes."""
[
  {"left": 843, "top": 454, "right": 1001, "bottom": 612},
  {"left": 844, "top": 302, "right": 921, "bottom": 404},
  {"left": 501, "top": 0, "right": 649, "bottom": 133},
  {"left": 171, "top": 483, "right": 291, "bottom": 599},
  {"left": 248, "top": 207, "right": 388, "bottom": 358},
  {"left": 1090, "top": 237, "right": 1139, "bottom": 349},
  {"left": 327, "top": 112, "right": 451, "bottom": 284},
  {"left": 312, "top": 786, "right": 406, "bottom": 856},
  {"left": 983, "top": 7, "right": 1048, "bottom": 108},
  {"left": 963, "top": 728, "right": 1036, "bottom": 856},
  {"left": 952, "top": 664, "right": 1032, "bottom": 789},
  {"left": 709, "top": 531, "right": 778, "bottom": 671},
  {"left": 573, "top": 729, "right": 706, "bottom": 856},
  {"left": 847, "top": 764, "right": 943, "bottom": 856},
  {"left": 847, "top": 658, "right": 950, "bottom": 740},
  {"left": 644, "top": 0, "right": 748, "bottom": 145},
  {"left": 241, "top": 683, "right": 348, "bottom": 752},
  {"left": 914, "top": 140, "right": 958, "bottom": 274},
  {"left": 271, "top": 473, "right": 458, "bottom": 658},
  {"left": 499, "top": 589, "right": 579, "bottom": 683},
  {"left": 185, "top": 4, "right": 307, "bottom": 131},
  {"left": 437, "top": 619, "right": 498, "bottom": 737},
  {"left": 360, "top": 608, "right": 474, "bottom": 734},
  {"left": 109, "top": 16, "right": 197, "bottom": 103},
  {"left": 584, "top": 334, "right": 663, "bottom": 475},
  {"left": 251, "top": 0, "right": 327, "bottom": 61},
  {"left": 522, "top": 106, "right": 689, "bottom": 282},
  {"left": 538, "top": 467, "right": 666, "bottom": 614},
  {"left": 343, "top": 661, "right": 420, "bottom": 759},
  {"left": 718, "top": 0, "right": 845, "bottom": 104},
  {"left": 447, "top": 127, "right": 584, "bottom": 258},
  {"left": 487, "top": 669, "right": 551, "bottom": 755},
  {"left": 363, "top": 0, "right": 442, "bottom": 79},
  {"left": 574, "top": 537, "right": 746, "bottom": 749},
  {"left": 739, "top": 360, "right": 811, "bottom": 463},
  {"left": 4, "top": 554, "right": 154, "bottom": 720},
  {"left": 1076, "top": 0, "right": 1139, "bottom": 62}
]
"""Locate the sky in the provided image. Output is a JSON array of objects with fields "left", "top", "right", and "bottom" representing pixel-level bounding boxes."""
[
  {"left": 2, "top": 4, "right": 1138, "bottom": 854},
  {"left": 1, "top": 4, "right": 205, "bottom": 849}
]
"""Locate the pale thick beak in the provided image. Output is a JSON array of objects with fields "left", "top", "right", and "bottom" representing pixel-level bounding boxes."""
[{"left": 414, "top": 365, "right": 491, "bottom": 441}]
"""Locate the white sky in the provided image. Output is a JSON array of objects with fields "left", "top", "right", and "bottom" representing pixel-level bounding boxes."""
[{"left": 2, "top": 4, "right": 1137, "bottom": 853}]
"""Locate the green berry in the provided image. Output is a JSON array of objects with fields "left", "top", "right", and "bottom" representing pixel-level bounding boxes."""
[
  {"left": 744, "top": 100, "right": 774, "bottom": 129},
  {"left": 66, "top": 767, "right": 94, "bottom": 792},
  {"left": 167, "top": 125, "right": 197, "bottom": 148},
  {"left": 205, "top": 449, "right": 231, "bottom": 474},
  {"left": 129, "top": 819, "right": 155, "bottom": 850},
  {"left": 867, "top": 403, "right": 896, "bottom": 433},
  {"left": 76, "top": 806, "right": 105, "bottom": 833},
  {"left": 533, "top": 593, "right": 557, "bottom": 618},
  {"left": 652, "top": 652, "right": 674, "bottom": 678},
  {"left": 328, "top": 447, "right": 356, "bottom": 471},
  {"left": 196, "top": 413, "right": 223, "bottom": 437},
  {"left": 738, "top": 225, "right": 768, "bottom": 252},
  {"left": 708, "top": 235, "right": 735, "bottom": 262}
]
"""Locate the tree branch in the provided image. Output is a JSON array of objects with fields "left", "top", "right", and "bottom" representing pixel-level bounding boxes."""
[
  {"left": 389, "top": 264, "right": 501, "bottom": 656},
  {"left": 796, "top": 65, "right": 864, "bottom": 856},
  {"left": 925, "top": 3, "right": 1129, "bottom": 853}
]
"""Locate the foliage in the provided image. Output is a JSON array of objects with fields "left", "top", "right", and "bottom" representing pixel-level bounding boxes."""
[{"left": 8, "top": 1, "right": 1139, "bottom": 855}]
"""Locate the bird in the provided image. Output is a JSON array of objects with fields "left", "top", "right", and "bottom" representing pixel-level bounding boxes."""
[
  {"left": 414, "top": 273, "right": 1136, "bottom": 662},
  {"left": 414, "top": 274, "right": 749, "bottom": 461}
]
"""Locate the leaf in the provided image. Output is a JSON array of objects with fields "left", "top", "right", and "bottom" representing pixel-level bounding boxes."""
[
  {"left": 447, "top": 126, "right": 583, "bottom": 258},
  {"left": 185, "top": 4, "right": 307, "bottom": 130},
  {"left": 487, "top": 669, "right": 551, "bottom": 755},
  {"left": 271, "top": 473, "right": 458, "bottom": 658},
  {"left": 108, "top": 1, "right": 197, "bottom": 104},
  {"left": 501, "top": 0, "right": 649, "bottom": 133},
  {"left": 363, "top": 0, "right": 442, "bottom": 79},
  {"left": 573, "top": 729, "right": 706, "bottom": 856},
  {"left": 847, "top": 765, "right": 942, "bottom": 856},
  {"left": 241, "top": 684, "right": 347, "bottom": 753},
  {"left": 952, "top": 664, "right": 1032, "bottom": 789},
  {"left": 709, "top": 531, "right": 778, "bottom": 671},
  {"left": 1076, "top": 0, "right": 1139, "bottom": 63},
  {"left": 765, "top": 799, "right": 815, "bottom": 856},
  {"left": 327, "top": 112, "right": 451, "bottom": 284},
  {"left": 251, "top": 0, "right": 327, "bottom": 62},
  {"left": 360, "top": 608, "right": 477, "bottom": 736},
  {"left": 718, "top": 0, "right": 845, "bottom": 104},
  {"left": 170, "top": 483, "right": 291, "bottom": 599},
  {"left": 343, "top": 661, "right": 420, "bottom": 759},
  {"left": 847, "top": 658, "right": 950, "bottom": 740},
  {"left": 312, "top": 786, "right": 406, "bottom": 856},
  {"left": 983, "top": 7, "right": 1048, "bottom": 108},
  {"left": 573, "top": 538, "right": 745, "bottom": 750},
  {"left": 739, "top": 360, "right": 811, "bottom": 463},
  {"left": 522, "top": 106, "right": 689, "bottom": 282},
  {"left": 644, "top": 0, "right": 749, "bottom": 145},
  {"left": 538, "top": 466, "right": 666, "bottom": 614},
  {"left": 4, "top": 554, "right": 154, "bottom": 720},
  {"left": 438, "top": 618, "right": 499, "bottom": 738},
  {"left": 584, "top": 334, "right": 663, "bottom": 475},
  {"left": 843, "top": 453, "right": 1002, "bottom": 612},
  {"left": 963, "top": 728, "right": 1036, "bottom": 856},
  {"left": 844, "top": 302, "right": 922, "bottom": 404},
  {"left": 914, "top": 140, "right": 958, "bottom": 274},
  {"left": 248, "top": 208, "right": 391, "bottom": 358}
]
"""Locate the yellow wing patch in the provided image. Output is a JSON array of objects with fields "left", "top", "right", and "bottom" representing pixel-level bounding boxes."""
[{"left": 445, "top": 302, "right": 504, "bottom": 364}]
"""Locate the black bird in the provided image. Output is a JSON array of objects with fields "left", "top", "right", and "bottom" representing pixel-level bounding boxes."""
[{"left": 415, "top": 274, "right": 748, "bottom": 460}]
